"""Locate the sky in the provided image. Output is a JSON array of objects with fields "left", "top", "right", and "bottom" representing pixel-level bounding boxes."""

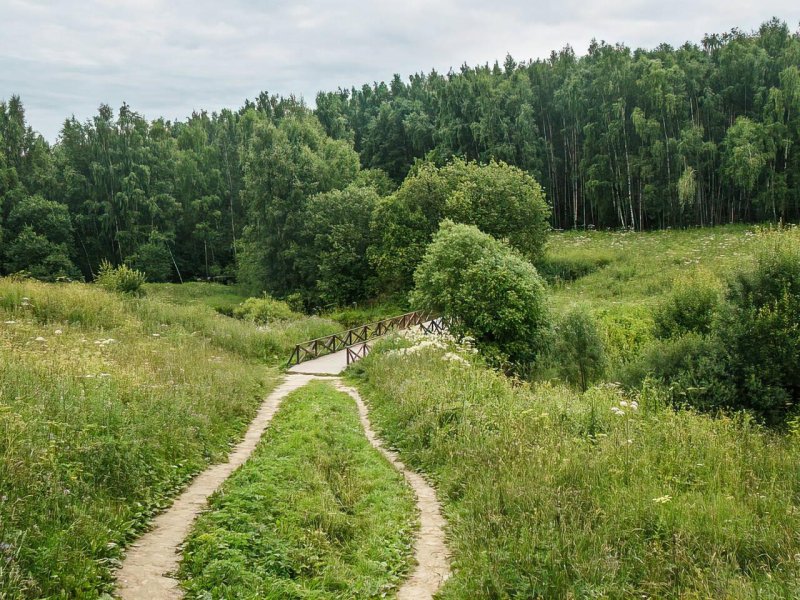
[{"left": 1, "top": 0, "right": 799, "bottom": 142}]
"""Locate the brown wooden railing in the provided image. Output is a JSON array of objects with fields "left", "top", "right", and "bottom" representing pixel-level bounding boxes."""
[
  {"left": 287, "top": 310, "right": 434, "bottom": 367},
  {"left": 346, "top": 342, "right": 371, "bottom": 366}
]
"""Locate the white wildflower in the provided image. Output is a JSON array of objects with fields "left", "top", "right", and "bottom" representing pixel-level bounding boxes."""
[
  {"left": 652, "top": 495, "right": 672, "bottom": 504},
  {"left": 54, "top": 329, "right": 63, "bottom": 335},
  {"left": 34, "top": 336, "right": 46, "bottom": 342},
  {"left": 442, "top": 352, "right": 469, "bottom": 365},
  {"left": 619, "top": 400, "right": 629, "bottom": 408},
  {"left": 610, "top": 406, "right": 625, "bottom": 417},
  {"left": 630, "top": 401, "right": 639, "bottom": 410}
]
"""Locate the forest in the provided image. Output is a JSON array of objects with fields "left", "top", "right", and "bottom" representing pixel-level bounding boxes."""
[{"left": 1, "top": 18, "right": 799, "bottom": 303}]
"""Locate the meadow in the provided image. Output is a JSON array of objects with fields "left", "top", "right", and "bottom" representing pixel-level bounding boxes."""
[
  {"left": 352, "top": 334, "right": 800, "bottom": 598},
  {"left": 347, "top": 225, "right": 800, "bottom": 598},
  {"left": 543, "top": 225, "right": 758, "bottom": 367},
  {"left": 0, "top": 278, "right": 338, "bottom": 598}
]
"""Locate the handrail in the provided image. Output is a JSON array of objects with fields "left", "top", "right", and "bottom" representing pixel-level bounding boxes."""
[{"left": 287, "top": 310, "right": 435, "bottom": 367}]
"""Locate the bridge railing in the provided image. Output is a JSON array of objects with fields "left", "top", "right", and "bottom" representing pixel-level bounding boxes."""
[
  {"left": 287, "top": 310, "right": 435, "bottom": 367},
  {"left": 343, "top": 315, "right": 452, "bottom": 366}
]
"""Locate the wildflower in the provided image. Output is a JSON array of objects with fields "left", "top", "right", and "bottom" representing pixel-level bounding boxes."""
[
  {"left": 610, "top": 406, "right": 625, "bottom": 417},
  {"left": 3, "top": 321, "right": 15, "bottom": 325},
  {"left": 152, "top": 333, "right": 160, "bottom": 337},
  {"left": 442, "top": 352, "right": 469, "bottom": 365},
  {"left": 619, "top": 400, "right": 629, "bottom": 408},
  {"left": 34, "top": 336, "right": 46, "bottom": 342},
  {"left": 630, "top": 401, "right": 639, "bottom": 410},
  {"left": 652, "top": 495, "right": 672, "bottom": 504},
  {"left": 54, "top": 329, "right": 63, "bottom": 335}
]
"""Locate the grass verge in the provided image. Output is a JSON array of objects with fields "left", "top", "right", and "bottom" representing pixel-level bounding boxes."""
[
  {"left": 351, "top": 338, "right": 800, "bottom": 598},
  {"left": 179, "top": 381, "right": 417, "bottom": 599}
]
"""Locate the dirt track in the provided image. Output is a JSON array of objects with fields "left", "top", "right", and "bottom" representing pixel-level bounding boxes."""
[{"left": 116, "top": 368, "right": 450, "bottom": 599}]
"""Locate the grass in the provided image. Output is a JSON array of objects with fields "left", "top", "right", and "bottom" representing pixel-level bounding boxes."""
[
  {"left": 351, "top": 338, "right": 800, "bottom": 598},
  {"left": 0, "top": 278, "right": 338, "bottom": 598},
  {"left": 543, "top": 225, "right": 759, "bottom": 367},
  {"left": 545, "top": 225, "right": 757, "bottom": 312},
  {"left": 322, "top": 301, "right": 409, "bottom": 329},
  {"left": 144, "top": 282, "right": 251, "bottom": 315},
  {"left": 179, "top": 381, "right": 417, "bottom": 599}
]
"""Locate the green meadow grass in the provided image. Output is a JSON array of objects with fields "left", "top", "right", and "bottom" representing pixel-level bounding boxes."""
[
  {"left": 144, "top": 282, "right": 251, "bottom": 315},
  {"left": 545, "top": 225, "right": 757, "bottom": 311},
  {"left": 0, "top": 278, "right": 337, "bottom": 598},
  {"left": 179, "top": 381, "right": 417, "bottom": 599},
  {"left": 543, "top": 226, "right": 759, "bottom": 367},
  {"left": 352, "top": 342, "right": 800, "bottom": 598}
]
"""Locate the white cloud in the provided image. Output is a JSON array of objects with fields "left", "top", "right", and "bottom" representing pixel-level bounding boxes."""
[{"left": 0, "top": 0, "right": 798, "bottom": 141}]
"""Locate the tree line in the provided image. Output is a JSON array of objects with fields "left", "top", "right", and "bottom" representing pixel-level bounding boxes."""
[
  {"left": 317, "top": 18, "right": 800, "bottom": 229},
  {"left": 1, "top": 18, "right": 798, "bottom": 299}
]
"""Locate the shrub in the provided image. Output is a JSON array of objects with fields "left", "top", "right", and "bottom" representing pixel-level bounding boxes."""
[
  {"left": 710, "top": 227, "right": 800, "bottom": 423},
  {"left": 617, "top": 333, "right": 721, "bottom": 392},
  {"left": 412, "top": 221, "right": 548, "bottom": 365},
  {"left": 127, "top": 234, "right": 173, "bottom": 282},
  {"left": 537, "top": 253, "right": 613, "bottom": 283},
  {"left": 554, "top": 306, "right": 606, "bottom": 391},
  {"left": 232, "top": 294, "right": 297, "bottom": 324},
  {"left": 95, "top": 260, "right": 146, "bottom": 295},
  {"left": 653, "top": 270, "right": 723, "bottom": 338}
]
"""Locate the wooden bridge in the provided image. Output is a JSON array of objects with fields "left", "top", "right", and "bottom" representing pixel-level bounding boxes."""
[{"left": 287, "top": 311, "right": 449, "bottom": 370}]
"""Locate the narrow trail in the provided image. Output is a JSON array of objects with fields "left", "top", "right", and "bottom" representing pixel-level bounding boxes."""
[
  {"left": 115, "top": 374, "right": 318, "bottom": 599},
  {"left": 335, "top": 381, "right": 451, "bottom": 599},
  {"left": 116, "top": 348, "right": 450, "bottom": 599}
]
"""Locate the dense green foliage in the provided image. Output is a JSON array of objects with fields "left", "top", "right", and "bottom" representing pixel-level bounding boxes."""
[
  {"left": 2, "top": 19, "right": 800, "bottom": 298},
  {"left": 653, "top": 270, "right": 723, "bottom": 338},
  {"left": 231, "top": 294, "right": 298, "bottom": 324},
  {"left": 179, "top": 382, "right": 416, "bottom": 598},
  {"left": 320, "top": 19, "right": 800, "bottom": 229},
  {"left": 95, "top": 260, "right": 146, "bottom": 296},
  {"left": 552, "top": 306, "right": 606, "bottom": 391},
  {"left": 353, "top": 338, "right": 800, "bottom": 598},
  {"left": 371, "top": 159, "right": 549, "bottom": 290},
  {"left": 412, "top": 221, "right": 548, "bottom": 364}
]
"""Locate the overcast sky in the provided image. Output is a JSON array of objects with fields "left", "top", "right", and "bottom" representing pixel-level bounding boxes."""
[{"left": 1, "top": 0, "right": 798, "bottom": 142}]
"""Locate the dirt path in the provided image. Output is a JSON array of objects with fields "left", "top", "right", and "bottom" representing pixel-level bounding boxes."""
[
  {"left": 115, "top": 374, "right": 318, "bottom": 599},
  {"left": 116, "top": 370, "right": 450, "bottom": 599},
  {"left": 335, "top": 381, "right": 451, "bottom": 599}
]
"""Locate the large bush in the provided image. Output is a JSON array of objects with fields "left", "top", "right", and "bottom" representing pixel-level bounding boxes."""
[
  {"left": 232, "top": 294, "right": 297, "bottom": 324},
  {"left": 371, "top": 159, "right": 549, "bottom": 291},
  {"left": 95, "top": 260, "right": 146, "bottom": 295},
  {"left": 2, "top": 195, "right": 79, "bottom": 279},
  {"left": 712, "top": 228, "right": 800, "bottom": 423},
  {"left": 412, "top": 221, "right": 548, "bottom": 364}
]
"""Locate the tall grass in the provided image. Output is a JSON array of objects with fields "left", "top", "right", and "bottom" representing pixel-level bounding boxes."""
[
  {"left": 0, "top": 278, "right": 338, "bottom": 598},
  {"left": 352, "top": 341, "right": 800, "bottom": 598},
  {"left": 179, "top": 382, "right": 417, "bottom": 599},
  {"left": 544, "top": 226, "right": 758, "bottom": 373}
]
